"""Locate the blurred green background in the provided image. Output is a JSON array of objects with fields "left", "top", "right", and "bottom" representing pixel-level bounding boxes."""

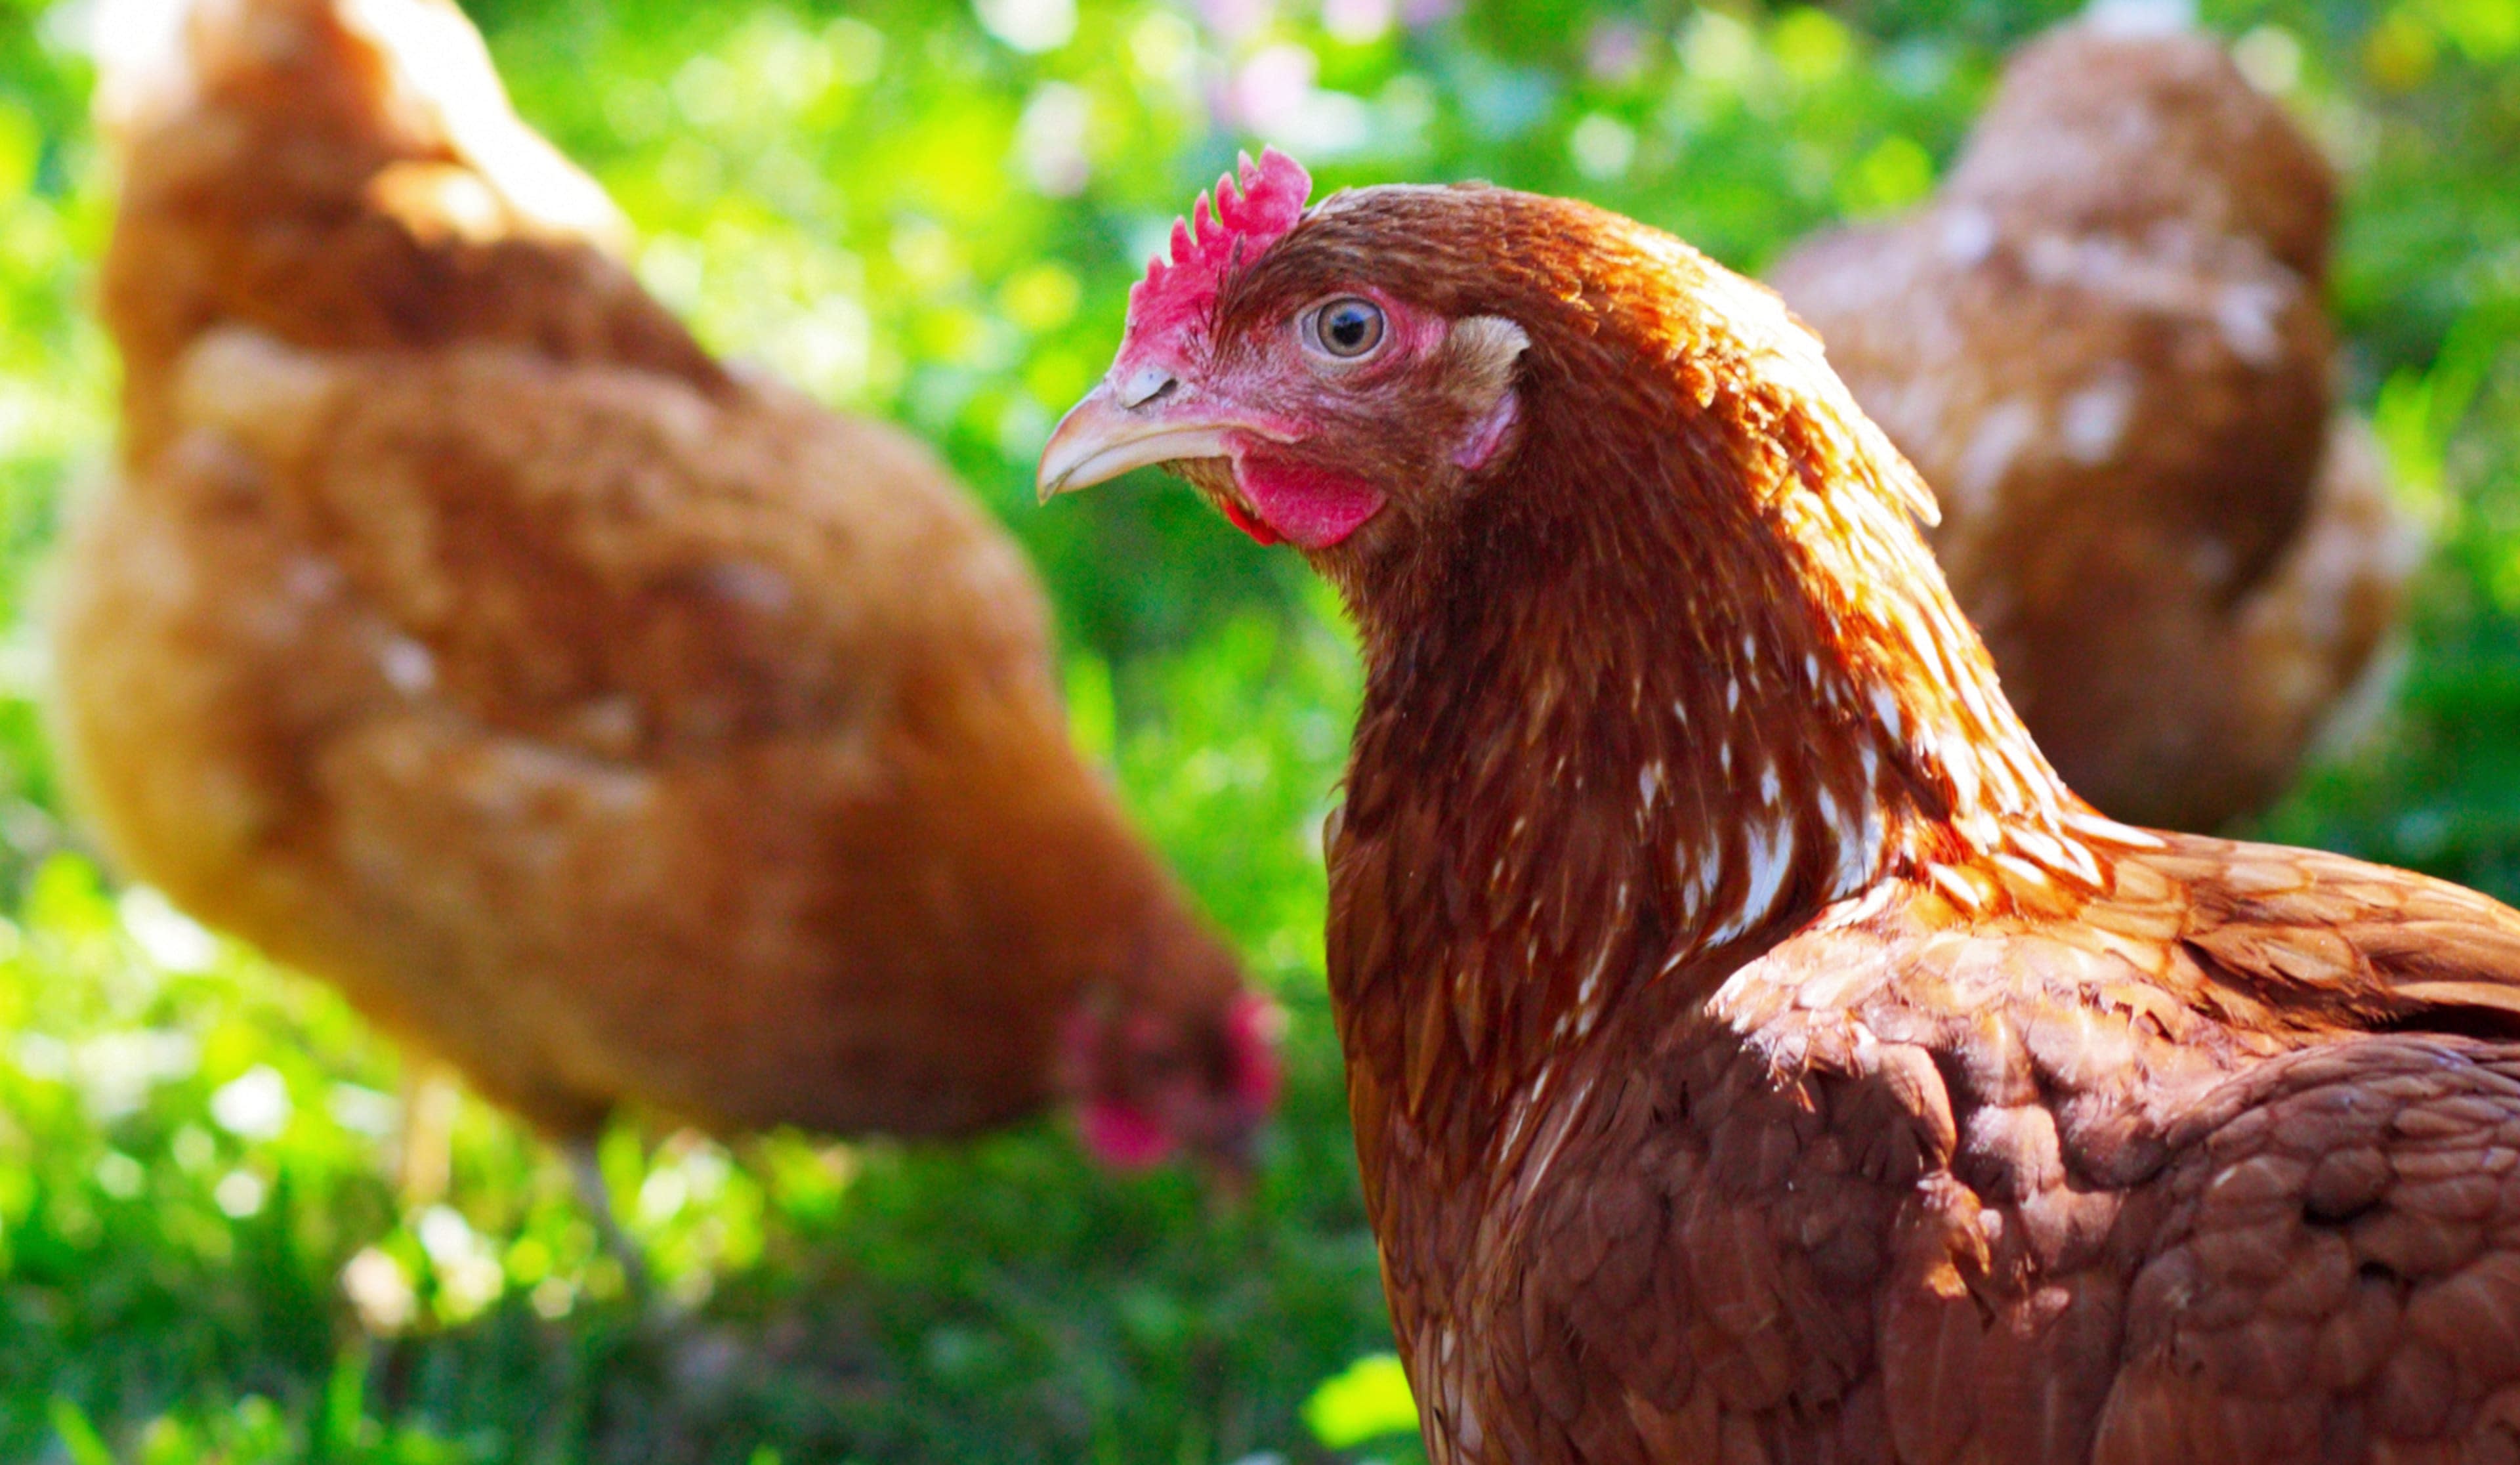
[{"left": 1, "top": 0, "right": 2517, "bottom": 1458}]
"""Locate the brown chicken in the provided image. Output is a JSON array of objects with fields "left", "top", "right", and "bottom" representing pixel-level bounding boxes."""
[
  {"left": 1043, "top": 152, "right": 2520, "bottom": 1462},
  {"left": 50, "top": 0, "right": 1276, "bottom": 1189},
  {"left": 1768, "top": 20, "right": 2420, "bottom": 832}
]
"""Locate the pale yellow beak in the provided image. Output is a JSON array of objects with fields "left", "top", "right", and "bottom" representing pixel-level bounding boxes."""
[{"left": 1036, "top": 377, "right": 1236, "bottom": 503}]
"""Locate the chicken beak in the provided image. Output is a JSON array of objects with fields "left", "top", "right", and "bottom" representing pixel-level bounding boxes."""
[
  {"left": 1187, "top": 1113, "right": 1267, "bottom": 1210},
  {"left": 1036, "top": 377, "right": 1234, "bottom": 503},
  {"left": 1200, "top": 1143, "right": 1259, "bottom": 1213}
]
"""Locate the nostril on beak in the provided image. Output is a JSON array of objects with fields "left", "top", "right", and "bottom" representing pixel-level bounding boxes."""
[{"left": 1118, "top": 367, "right": 1179, "bottom": 410}]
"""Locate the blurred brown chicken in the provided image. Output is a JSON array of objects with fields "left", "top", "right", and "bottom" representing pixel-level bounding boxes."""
[
  {"left": 51, "top": 0, "right": 1278, "bottom": 1197},
  {"left": 1768, "top": 18, "right": 2420, "bottom": 832}
]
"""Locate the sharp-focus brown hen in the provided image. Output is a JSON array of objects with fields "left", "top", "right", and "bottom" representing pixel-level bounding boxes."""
[
  {"left": 51, "top": 0, "right": 1276, "bottom": 1187},
  {"left": 1044, "top": 151, "right": 2520, "bottom": 1462},
  {"left": 1768, "top": 20, "right": 2420, "bottom": 832}
]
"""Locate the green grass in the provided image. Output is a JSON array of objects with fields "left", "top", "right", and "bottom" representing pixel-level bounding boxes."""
[{"left": 0, "top": 0, "right": 2517, "bottom": 1458}]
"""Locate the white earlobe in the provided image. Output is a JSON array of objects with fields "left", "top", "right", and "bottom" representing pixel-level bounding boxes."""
[
  {"left": 1446, "top": 316, "right": 1530, "bottom": 471},
  {"left": 1452, "top": 316, "right": 1532, "bottom": 383}
]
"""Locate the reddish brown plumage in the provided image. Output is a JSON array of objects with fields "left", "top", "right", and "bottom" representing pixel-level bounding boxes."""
[
  {"left": 1768, "top": 21, "right": 2419, "bottom": 831},
  {"left": 54, "top": 0, "right": 1275, "bottom": 1175},
  {"left": 1052, "top": 172, "right": 2520, "bottom": 1460}
]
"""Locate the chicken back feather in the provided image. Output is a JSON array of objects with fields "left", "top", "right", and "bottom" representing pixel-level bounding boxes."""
[
  {"left": 1045, "top": 154, "right": 2520, "bottom": 1462},
  {"left": 54, "top": 0, "right": 1275, "bottom": 1175}
]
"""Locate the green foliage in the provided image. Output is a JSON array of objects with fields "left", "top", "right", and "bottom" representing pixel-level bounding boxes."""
[
  {"left": 0, "top": 0, "right": 2514, "bottom": 1460},
  {"left": 2257, "top": 293, "right": 2520, "bottom": 887},
  {"left": 1301, "top": 1352, "right": 1418, "bottom": 1452}
]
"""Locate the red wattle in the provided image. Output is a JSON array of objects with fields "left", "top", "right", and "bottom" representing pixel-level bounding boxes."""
[
  {"left": 1232, "top": 450, "right": 1386, "bottom": 549},
  {"left": 1221, "top": 497, "right": 1283, "bottom": 545},
  {"left": 1078, "top": 1098, "right": 1176, "bottom": 1170}
]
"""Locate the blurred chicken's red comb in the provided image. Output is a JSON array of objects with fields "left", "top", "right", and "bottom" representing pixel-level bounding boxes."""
[{"left": 1127, "top": 148, "right": 1312, "bottom": 339}]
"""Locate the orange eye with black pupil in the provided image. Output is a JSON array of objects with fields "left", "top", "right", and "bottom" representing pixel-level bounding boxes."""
[{"left": 1307, "top": 297, "right": 1387, "bottom": 359}]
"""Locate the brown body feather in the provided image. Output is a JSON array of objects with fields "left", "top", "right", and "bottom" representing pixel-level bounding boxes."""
[
  {"left": 54, "top": 0, "right": 1267, "bottom": 1160},
  {"left": 1328, "top": 192, "right": 2520, "bottom": 1464},
  {"left": 1054, "top": 167, "right": 2520, "bottom": 1460}
]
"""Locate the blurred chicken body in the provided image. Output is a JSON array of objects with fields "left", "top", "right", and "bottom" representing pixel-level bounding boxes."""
[
  {"left": 52, "top": 0, "right": 1275, "bottom": 1174},
  {"left": 1045, "top": 153, "right": 2520, "bottom": 1462},
  {"left": 1769, "top": 21, "right": 2419, "bottom": 830}
]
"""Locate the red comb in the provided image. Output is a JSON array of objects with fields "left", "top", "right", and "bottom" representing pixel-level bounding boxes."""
[{"left": 1126, "top": 148, "right": 1313, "bottom": 339}]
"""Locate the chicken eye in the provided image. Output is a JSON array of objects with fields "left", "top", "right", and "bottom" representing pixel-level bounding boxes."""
[{"left": 1306, "top": 297, "right": 1387, "bottom": 360}]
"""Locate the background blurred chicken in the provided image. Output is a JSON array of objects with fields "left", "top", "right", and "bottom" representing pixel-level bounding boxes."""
[
  {"left": 1768, "top": 16, "right": 2422, "bottom": 832},
  {"left": 50, "top": 0, "right": 1278, "bottom": 1204}
]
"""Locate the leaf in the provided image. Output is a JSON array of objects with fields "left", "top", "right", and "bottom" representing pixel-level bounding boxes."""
[
  {"left": 48, "top": 1399, "right": 114, "bottom": 1465},
  {"left": 1838, "top": 135, "right": 1934, "bottom": 219},
  {"left": 1301, "top": 1352, "right": 1419, "bottom": 1449},
  {"left": 1066, "top": 652, "right": 1118, "bottom": 765}
]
